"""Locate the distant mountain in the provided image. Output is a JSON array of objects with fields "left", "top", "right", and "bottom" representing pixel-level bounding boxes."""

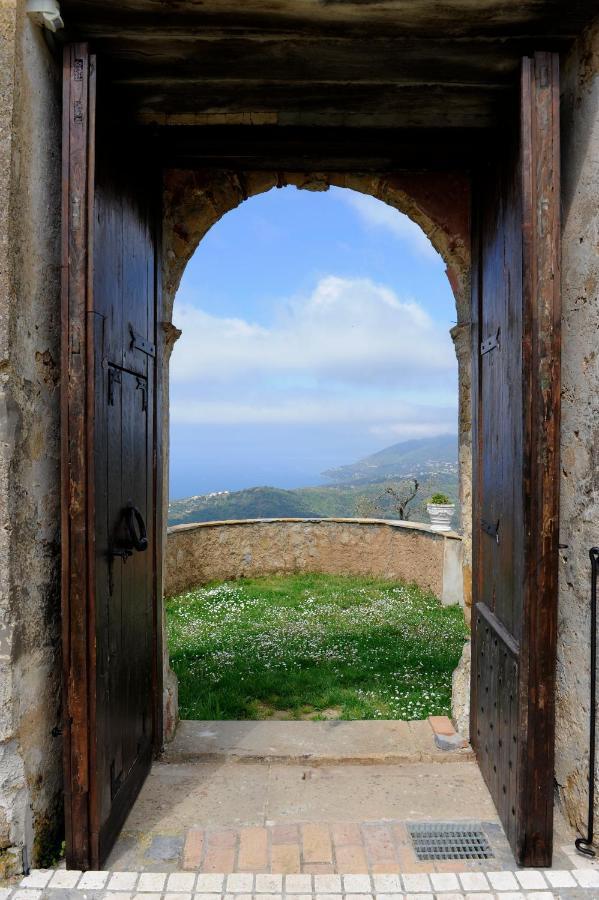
[
  {"left": 168, "top": 436, "right": 459, "bottom": 527},
  {"left": 169, "top": 486, "right": 319, "bottom": 526},
  {"left": 323, "top": 434, "right": 458, "bottom": 485}
]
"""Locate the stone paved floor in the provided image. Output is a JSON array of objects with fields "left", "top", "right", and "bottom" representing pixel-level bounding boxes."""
[
  {"left": 103, "top": 722, "right": 576, "bottom": 877},
  {"left": 4, "top": 866, "right": 599, "bottom": 900},
  {"left": 105, "top": 763, "right": 574, "bottom": 875},
  {"left": 5, "top": 723, "right": 593, "bottom": 899},
  {"left": 106, "top": 759, "right": 498, "bottom": 873}
]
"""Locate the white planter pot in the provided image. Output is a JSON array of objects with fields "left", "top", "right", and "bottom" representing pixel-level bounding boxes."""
[{"left": 427, "top": 503, "right": 455, "bottom": 532}]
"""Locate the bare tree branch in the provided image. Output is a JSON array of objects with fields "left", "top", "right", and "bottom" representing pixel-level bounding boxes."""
[{"left": 355, "top": 478, "right": 420, "bottom": 521}]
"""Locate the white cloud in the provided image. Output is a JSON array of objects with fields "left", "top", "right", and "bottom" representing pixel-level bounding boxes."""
[
  {"left": 369, "top": 422, "right": 456, "bottom": 440},
  {"left": 170, "top": 394, "right": 457, "bottom": 428},
  {"left": 171, "top": 275, "right": 455, "bottom": 387},
  {"left": 336, "top": 190, "right": 438, "bottom": 259},
  {"left": 170, "top": 275, "right": 458, "bottom": 434}
]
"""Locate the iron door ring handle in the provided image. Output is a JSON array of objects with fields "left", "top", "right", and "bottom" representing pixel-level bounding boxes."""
[{"left": 125, "top": 501, "right": 149, "bottom": 552}]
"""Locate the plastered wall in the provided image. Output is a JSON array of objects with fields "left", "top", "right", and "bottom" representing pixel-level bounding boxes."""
[
  {"left": 555, "top": 15, "right": 599, "bottom": 836},
  {"left": 0, "top": 4, "right": 62, "bottom": 875}
]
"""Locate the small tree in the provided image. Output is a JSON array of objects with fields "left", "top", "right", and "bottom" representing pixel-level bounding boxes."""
[{"left": 355, "top": 478, "right": 419, "bottom": 521}]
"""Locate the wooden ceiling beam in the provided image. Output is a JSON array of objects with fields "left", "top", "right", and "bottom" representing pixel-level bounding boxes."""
[
  {"left": 60, "top": 0, "right": 595, "bottom": 137},
  {"left": 96, "top": 37, "right": 524, "bottom": 87},
  {"left": 60, "top": 0, "right": 593, "bottom": 41},
  {"left": 135, "top": 124, "right": 496, "bottom": 171},
  {"left": 110, "top": 81, "right": 509, "bottom": 128},
  {"left": 114, "top": 78, "right": 513, "bottom": 89},
  {"left": 69, "top": 28, "right": 578, "bottom": 42}
]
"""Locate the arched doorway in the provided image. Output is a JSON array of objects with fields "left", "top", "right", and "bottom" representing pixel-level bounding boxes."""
[{"left": 163, "top": 181, "right": 468, "bottom": 726}]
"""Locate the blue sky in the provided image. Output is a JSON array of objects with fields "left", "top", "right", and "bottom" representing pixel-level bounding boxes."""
[{"left": 169, "top": 186, "right": 458, "bottom": 499}]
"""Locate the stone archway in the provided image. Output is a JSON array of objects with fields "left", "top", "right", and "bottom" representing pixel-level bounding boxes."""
[{"left": 160, "top": 169, "right": 472, "bottom": 738}]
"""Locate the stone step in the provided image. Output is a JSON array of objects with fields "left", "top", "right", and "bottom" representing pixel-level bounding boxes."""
[{"left": 163, "top": 721, "right": 474, "bottom": 767}]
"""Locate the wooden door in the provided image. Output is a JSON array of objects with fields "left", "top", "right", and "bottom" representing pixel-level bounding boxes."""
[
  {"left": 471, "top": 53, "right": 560, "bottom": 867},
  {"left": 61, "top": 44, "right": 161, "bottom": 870}
]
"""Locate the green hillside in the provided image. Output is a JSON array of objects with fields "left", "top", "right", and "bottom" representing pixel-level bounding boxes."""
[
  {"left": 168, "top": 476, "right": 459, "bottom": 527},
  {"left": 169, "top": 486, "right": 318, "bottom": 525},
  {"left": 168, "top": 435, "right": 460, "bottom": 527},
  {"left": 323, "top": 434, "right": 458, "bottom": 484}
]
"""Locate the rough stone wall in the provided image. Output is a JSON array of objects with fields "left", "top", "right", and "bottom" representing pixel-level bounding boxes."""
[
  {"left": 164, "top": 517, "right": 461, "bottom": 599},
  {"left": 555, "top": 15, "right": 599, "bottom": 835},
  {"left": 450, "top": 322, "right": 472, "bottom": 614},
  {"left": 0, "top": 5, "right": 62, "bottom": 875}
]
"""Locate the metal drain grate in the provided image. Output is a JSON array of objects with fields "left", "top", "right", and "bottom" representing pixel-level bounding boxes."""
[{"left": 407, "top": 822, "right": 494, "bottom": 861}]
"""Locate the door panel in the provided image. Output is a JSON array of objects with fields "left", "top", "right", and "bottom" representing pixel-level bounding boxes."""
[
  {"left": 97, "top": 364, "right": 154, "bottom": 863},
  {"left": 471, "top": 53, "right": 560, "bottom": 867},
  {"left": 94, "top": 141, "right": 156, "bottom": 866},
  {"left": 61, "top": 44, "right": 159, "bottom": 870}
]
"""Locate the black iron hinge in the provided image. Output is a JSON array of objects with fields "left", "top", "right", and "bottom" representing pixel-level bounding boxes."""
[
  {"left": 108, "top": 366, "right": 121, "bottom": 405},
  {"left": 136, "top": 376, "right": 147, "bottom": 411},
  {"left": 481, "top": 518, "right": 500, "bottom": 544},
  {"left": 129, "top": 325, "right": 156, "bottom": 358},
  {"left": 481, "top": 328, "right": 500, "bottom": 356}
]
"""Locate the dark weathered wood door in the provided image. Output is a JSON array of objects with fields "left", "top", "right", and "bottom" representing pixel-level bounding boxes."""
[
  {"left": 471, "top": 53, "right": 560, "bottom": 867},
  {"left": 61, "top": 44, "right": 161, "bottom": 870}
]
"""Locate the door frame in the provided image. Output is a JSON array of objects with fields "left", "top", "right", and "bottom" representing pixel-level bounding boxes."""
[
  {"left": 61, "top": 43, "right": 560, "bottom": 871},
  {"left": 518, "top": 52, "right": 561, "bottom": 861},
  {"left": 60, "top": 41, "right": 97, "bottom": 870}
]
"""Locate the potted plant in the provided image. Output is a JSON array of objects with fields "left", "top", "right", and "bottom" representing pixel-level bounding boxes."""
[{"left": 426, "top": 492, "right": 455, "bottom": 532}]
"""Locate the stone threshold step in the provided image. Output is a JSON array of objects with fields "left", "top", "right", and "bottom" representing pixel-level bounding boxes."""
[{"left": 163, "top": 721, "right": 472, "bottom": 766}]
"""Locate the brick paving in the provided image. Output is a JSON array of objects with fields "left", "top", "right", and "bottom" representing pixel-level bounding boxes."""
[
  {"left": 4, "top": 866, "right": 599, "bottom": 900},
  {"left": 178, "top": 821, "right": 516, "bottom": 876}
]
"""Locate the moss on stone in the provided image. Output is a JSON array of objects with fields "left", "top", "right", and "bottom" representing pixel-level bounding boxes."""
[
  {"left": 32, "top": 808, "right": 64, "bottom": 869},
  {"left": 0, "top": 846, "right": 21, "bottom": 880}
]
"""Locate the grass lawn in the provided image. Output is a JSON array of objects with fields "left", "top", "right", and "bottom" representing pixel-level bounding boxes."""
[{"left": 166, "top": 573, "right": 468, "bottom": 721}]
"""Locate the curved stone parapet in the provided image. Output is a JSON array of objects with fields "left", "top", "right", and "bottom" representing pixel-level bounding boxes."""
[{"left": 165, "top": 517, "right": 464, "bottom": 606}]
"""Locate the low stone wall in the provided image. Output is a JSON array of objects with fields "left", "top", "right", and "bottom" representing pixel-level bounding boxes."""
[{"left": 165, "top": 517, "right": 463, "bottom": 604}]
